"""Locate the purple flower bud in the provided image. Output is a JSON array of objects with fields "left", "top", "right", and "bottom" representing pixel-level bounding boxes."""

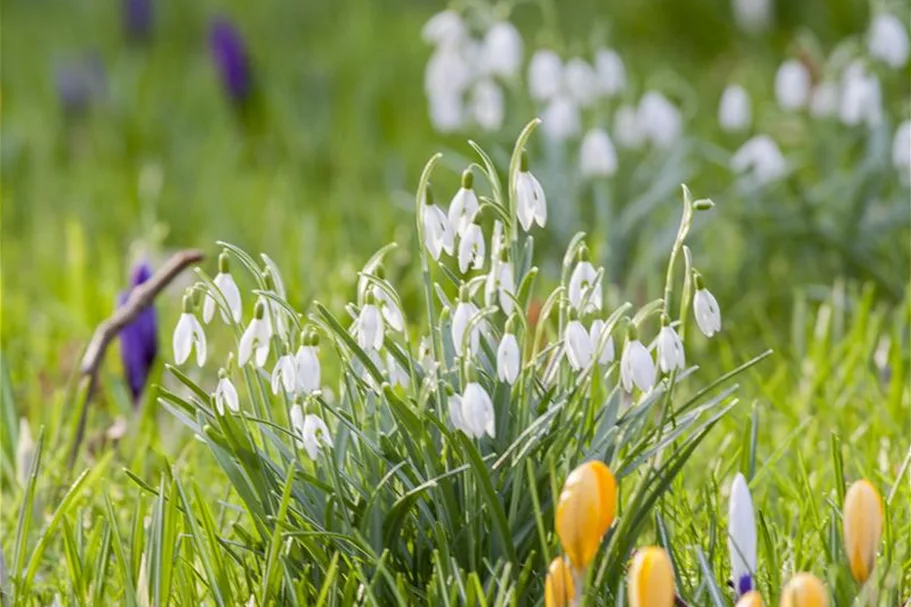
[
  {"left": 208, "top": 17, "right": 252, "bottom": 104},
  {"left": 118, "top": 261, "right": 158, "bottom": 403},
  {"left": 123, "top": 0, "right": 153, "bottom": 41},
  {"left": 55, "top": 54, "right": 106, "bottom": 116}
]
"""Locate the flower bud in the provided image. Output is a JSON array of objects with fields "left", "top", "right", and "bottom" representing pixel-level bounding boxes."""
[
  {"left": 555, "top": 461, "right": 617, "bottom": 570},
  {"left": 628, "top": 547, "right": 675, "bottom": 607},
  {"left": 544, "top": 557, "right": 575, "bottom": 607},
  {"left": 842, "top": 479, "right": 883, "bottom": 584},
  {"left": 736, "top": 591, "right": 764, "bottom": 607},
  {"left": 779, "top": 573, "right": 828, "bottom": 607}
]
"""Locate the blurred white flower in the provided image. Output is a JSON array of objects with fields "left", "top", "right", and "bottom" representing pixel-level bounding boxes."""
[
  {"left": 718, "top": 84, "right": 752, "bottom": 132},
  {"left": 528, "top": 49, "right": 563, "bottom": 101},
  {"left": 594, "top": 49, "right": 626, "bottom": 97},
  {"left": 458, "top": 223, "right": 486, "bottom": 273},
  {"left": 568, "top": 259, "right": 602, "bottom": 313},
  {"left": 892, "top": 120, "right": 911, "bottom": 173},
  {"left": 422, "top": 10, "right": 466, "bottom": 47},
  {"left": 271, "top": 353, "right": 297, "bottom": 395},
  {"left": 579, "top": 128, "right": 618, "bottom": 178},
  {"left": 291, "top": 406, "right": 333, "bottom": 460},
  {"left": 425, "top": 47, "right": 473, "bottom": 98},
  {"left": 515, "top": 162, "right": 547, "bottom": 231},
  {"left": 448, "top": 174, "right": 479, "bottom": 236},
  {"left": 214, "top": 374, "right": 239, "bottom": 415},
  {"left": 375, "top": 287, "right": 404, "bottom": 333},
  {"left": 731, "top": 135, "right": 787, "bottom": 185},
  {"left": 656, "top": 324, "right": 685, "bottom": 373},
  {"left": 422, "top": 194, "right": 455, "bottom": 260},
  {"left": 238, "top": 302, "right": 271, "bottom": 367},
  {"left": 774, "top": 59, "right": 810, "bottom": 111},
  {"left": 483, "top": 21, "right": 524, "bottom": 78},
  {"left": 637, "top": 91, "right": 682, "bottom": 148},
  {"left": 541, "top": 95, "right": 581, "bottom": 142},
  {"left": 15, "top": 418, "right": 34, "bottom": 487},
  {"left": 484, "top": 257, "right": 516, "bottom": 314},
  {"left": 620, "top": 337, "right": 656, "bottom": 393},
  {"left": 428, "top": 91, "right": 464, "bottom": 133},
  {"left": 565, "top": 320, "right": 594, "bottom": 371},
  {"left": 460, "top": 382, "right": 496, "bottom": 438},
  {"left": 693, "top": 286, "right": 722, "bottom": 337},
  {"left": 173, "top": 308, "right": 206, "bottom": 367},
  {"left": 613, "top": 104, "right": 644, "bottom": 149},
  {"left": 868, "top": 13, "right": 909, "bottom": 69},
  {"left": 809, "top": 82, "right": 838, "bottom": 118},
  {"left": 470, "top": 80, "right": 504, "bottom": 132},
  {"left": 452, "top": 300, "right": 481, "bottom": 355},
  {"left": 497, "top": 333, "right": 521, "bottom": 384},
  {"left": 728, "top": 473, "right": 757, "bottom": 597},
  {"left": 386, "top": 352, "right": 409, "bottom": 388},
  {"left": 564, "top": 58, "right": 598, "bottom": 107},
  {"left": 732, "top": 0, "right": 772, "bottom": 33},
  {"left": 839, "top": 61, "right": 882, "bottom": 127},
  {"left": 590, "top": 319, "right": 615, "bottom": 365},
  {"left": 296, "top": 344, "right": 321, "bottom": 394},
  {"left": 489, "top": 219, "right": 504, "bottom": 263},
  {"left": 355, "top": 295, "right": 384, "bottom": 351},
  {"left": 203, "top": 270, "right": 242, "bottom": 324}
]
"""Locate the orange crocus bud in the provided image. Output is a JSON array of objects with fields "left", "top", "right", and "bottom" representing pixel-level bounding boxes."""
[
  {"left": 779, "top": 573, "right": 828, "bottom": 607},
  {"left": 736, "top": 590, "right": 764, "bottom": 607},
  {"left": 842, "top": 479, "right": 883, "bottom": 584},
  {"left": 544, "top": 557, "right": 576, "bottom": 607},
  {"left": 627, "top": 547, "right": 675, "bottom": 607},
  {"left": 555, "top": 461, "right": 617, "bottom": 570}
]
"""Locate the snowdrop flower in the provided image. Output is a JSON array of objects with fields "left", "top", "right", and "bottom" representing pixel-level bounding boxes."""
[
  {"left": 565, "top": 319, "right": 594, "bottom": 371},
  {"left": 637, "top": 92, "right": 682, "bottom": 149},
  {"left": 489, "top": 219, "right": 504, "bottom": 263},
  {"left": 775, "top": 59, "right": 810, "bottom": 111},
  {"left": 563, "top": 58, "right": 597, "bottom": 107},
  {"left": 541, "top": 95, "right": 581, "bottom": 142},
  {"left": 15, "top": 418, "right": 34, "bottom": 487},
  {"left": 386, "top": 352, "right": 409, "bottom": 388},
  {"left": 457, "top": 382, "right": 496, "bottom": 439},
  {"left": 471, "top": 79, "right": 505, "bottom": 132},
  {"left": 366, "top": 266, "right": 404, "bottom": 333},
  {"left": 729, "top": 473, "right": 757, "bottom": 597},
  {"left": 173, "top": 295, "right": 207, "bottom": 367},
  {"left": 590, "top": 319, "right": 615, "bottom": 365},
  {"left": 528, "top": 49, "right": 563, "bottom": 101},
  {"left": 295, "top": 333, "right": 321, "bottom": 394},
  {"left": 451, "top": 294, "right": 480, "bottom": 356},
  {"left": 497, "top": 329, "right": 520, "bottom": 384},
  {"left": 422, "top": 10, "right": 466, "bottom": 47},
  {"left": 594, "top": 49, "right": 625, "bottom": 97},
  {"left": 515, "top": 153, "right": 547, "bottom": 231},
  {"left": 214, "top": 369, "right": 239, "bottom": 415},
  {"left": 868, "top": 13, "right": 909, "bottom": 69},
  {"left": 422, "top": 188, "right": 455, "bottom": 260},
  {"left": 719, "top": 84, "right": 752, "bottom": 132},
  {"left": 203, "top": 251, "right": 242, "bottom": 323},
  {"left": 355, "top": 290, "right": 384, "bottom": 351},
  {"left": 448, "top": 169, "right": 479, "bottom": 236},
  {"left": 579, "top": 128, "right": 618, "bottom": 178},
  {"left": 732, "top": 0, "right": 772, "bottom": 34},
  {"left": 458, "top": 223, "right": 486, "bottom": 273},
  {"left": 656, "top": 317, "right": 685, "bottom": 373},
  {"left": 271, "top": 351, "right": 297, "bottom": 395},
  {"left": 483, "top": 21, "right": 523, "bottom": 78},
  {"left": 892, "top": 120, "right": 911, "bottom": 173},
  {"left": 614, "top": 104, "right": 644, "bottom": 149},
  {"left": 839, "top": 61, "right": 882, "bottom": 127},
  {"left": 238, "top": 300, "right": 271, "bottom": 367},
  {"left": 425, "top": 46, "right": 472, "bottom": 99},
  {"left": 290, "top": 405, "right": 333, "bottom": 460},
  {"left": 810, "top": 82, "right": 838, "bottom": 118},
  {"left": 568, "top": 252, "right": 602, "bottom": 313},
  {"left": 731, "top": 135, "right": 787, "bottom": 185},
  {"left": 693, "top": 276, "right": 722, "bottom": 337},
  {"left": 484, "top": 250, "right": 516, "bottom": 314},
  {"left": 418, "top": 335, "right": 435, "bottom": 372},
  {"left": 428, "top": 90, "right": 464, "bottom": 133},
  {"left": 620, "top": 327, "right": 656, "bottom": 393}
]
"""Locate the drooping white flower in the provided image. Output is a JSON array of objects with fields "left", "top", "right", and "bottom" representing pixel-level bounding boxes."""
[
  {"left": 810, "top": 82, "right": 838, "bottom": 118},
  {"left": 419, "top": 335, "right": 435, "bottom": 372},
  {"left": 656, "top": 323, "right": 685, "bottom": 373},
  {"left": 460, "top": 382, "right": 496, "bottom": 439},
  {"left": 290, "top": 406, "right": 333, "bottom": 460},
  {"left": 483, "top": 21, "right": 524, "bottom": 78},
  {"left": 484, "top": 256, "right": 516, "bottom": 315},
  {"left": 613, "top": 104, "right": 644, "bottom": 149},
  {"left": 528, "top": 49, "right": 563, "bottom": 101},
  {"left": 374, "top": 287, "right": 404, "bottom": 333},
  {"left": 238, "top": 303, "right": 271, "bottom": 368},
  {"left": 15, "top": 417, "right": 34, "bottom": 487},
  {"left": 203, "top": 255, "right": 242, "bottom": 324},
  {"left": 732, "top": 0, "right": 772, "bottom": 34},
  {"left": 565, "top": 320, "right": 594, "bottom": 371},
  {"left": 868, "top": 13, "right": 909, "bottom": 69},
  {"left": 589, "top": 319, "right": 615, "bottom": 365},
  {"left": 355, "top": 293, "right": 385, "bottom": 351},
  {"left": 214, "top": 372, "right": 239, "bottom": 415},
  {"left": 471, "top": 79, "right": 505, "bottom": 132},
  {"left": 296, "top": 342, "right": 321, "bottom": 394},
  {"left": 541, "top": 95, "right": 581, "bottom": 142},
  {"left": 620, "top": 335, "right": 656, "bottom": 393},
  {"left": 731, "top": 135, "right": 787, "bottom": 186},
  {"left": 563, "top": 58, "right": 597, "bottom": 107},
  {"left": 892, "top": 120, "right": 911, "bottom": 173},
  {"left": 728, "top": 473, "right": 757, "bottom": 597},
  {"left": 448, "top": 170, "right": 479, "bottom": 236},
  {"left": 718, "top": 84, "right": 752, "bottom": 133},
  {"left": 515, "top": 157, "right": 547, "bottom": 231},
  {"left": 386, "top": 352, "right": 409, "bottom": 388},
  {"left": 637, "top": 92, "right": 682, "bottom": 149},
  {"left": 693, "top": 283, "right": 722, "bottom": 337},
  {"left": 173, "top": 301, "right": 207, "bottom": 367},
  {"left": 422, "top": 10, "right": 466, "bottom": 47},
  {"left": 451, "top": 299, "right": 481, "bottom": 356},
  {"left": 774, "top": 59, "right": 810, "bottom": 111},
  {"left": 839, "top": 61, "right": 882, "bottom": 127},
  {"left": 594, "top": 49, "right": 626, "bottom": 97},
  {"left": 489, "top": 220, "right": 504, "bottom": 264},
  {"left": 497, "top": 332, "right": 521, "bottom": 384},
  {"left": 271, "top": 353, "right": 298, "bottom": 395},
  {"left": 568, "top": 259, "right": 602, "bottom": 314},
  {"left": 422, "top": 191, "right": 455, "bottom": 260},
  {"left": 428, "top": 90, "right": 465, "bottom": 133},
  {"left": 458, "top": 223, "right": 486, "bottom": 274},
  {"left": 579, "top": 128, "right": 618, "bottom": 178}
]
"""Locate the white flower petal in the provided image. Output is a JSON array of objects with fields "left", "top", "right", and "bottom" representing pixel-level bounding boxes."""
[
  {"left": 497, "top": 333, "right": 520, "bottom": 384},
  {"left": 729, "top": 473, "right": 757, "bottom": 596},
  {"left": 565, "top": 320, "right": 594, "bottom": 371},
  {"left": 172, "top": 313, "right": 194, "bottom": 365},
  {"left": 694, "top": 288, "right": 722, "bottom": 337}
]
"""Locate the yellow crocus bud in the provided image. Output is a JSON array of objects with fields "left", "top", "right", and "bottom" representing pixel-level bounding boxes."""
[
  {"left": 779, "top": 573, "right": 828, "bottom": 607},
  {"left": 627, "top": 546, "right": 675, "bottom": 607},
  {"left": 736, "top": 590, "right": 764, "bottom": 607},
  {"left": 555, "top": 461, "right": 617, "bottom": 570},
  {"left": 544, "top": 557, "right": 576, "bottom": 607},
  {"left": 842, "top": 479, "right": 883, "bottom": 584}
]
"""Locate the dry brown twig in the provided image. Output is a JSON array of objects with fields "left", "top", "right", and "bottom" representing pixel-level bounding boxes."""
[{"left": 68, "top": 249, "right": 204, "bottom": 466}]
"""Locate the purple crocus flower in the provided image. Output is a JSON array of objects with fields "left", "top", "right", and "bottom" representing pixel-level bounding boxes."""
[
  {"left": 123, "top": 0, "right": 153, "bottom": 41},
  {"left": 118, "top": 261, "right": 158, "bottom": 403},
  {"left": 208, "top": 17, "right": 252, "bottom": 104}
]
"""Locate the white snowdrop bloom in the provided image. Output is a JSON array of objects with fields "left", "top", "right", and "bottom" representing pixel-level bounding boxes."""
[
  {"left": 589, "top": 319, "right": 615, "bottom": 365},
  {"left": 568, "top": 259, "right": 602, "bottom": 313},
  {"left": 868, "top": 13, "right": 909, "bottom": 69},
  {"left": 613, "top": 103, "right": 644, "bottom": 149},
  {"left": 460, "top": 382, "right": 496, "bottom": 439},
  {"left": 374, "top": 287, "right": 403, "bottom": 333},
  {"left": 839, "top": 61, "right": 882, "bottom": 127},
  {"left": 656, "top": 323, "right": 685, "bottom": 373},
  {"left": 471, "top": 79, "right": 505, "bottom": 132},
  {"left": 541, "top": 95, "right": 582, "bottom": 142},
  {"left": 732, "top": 0, "right": 772, "bottom": 34},
  {"left": 214, "top": 373, "right": 239, "bottom": 415},
  {"left": 458, "top": 223, "right": 486, "bottom": 273},
  {"left": 422, "top": 191, "right": 455, "bottom": 260},
  {"left": 295, "top": 343, "right": 321, "bottom": 394},
  {"left": 563, "top": 58, "right": 598, "bottom": 107},
  {"left": 448, "top": 170, "right": 479, "bottom": 236},
  {"left": 484, "top": 256, "right": 516, "bottom": 314},
  {"left": 271, "top": 353, "right": 298, "bottom": 395},
  {"left": 290, "top": 406, "right": 333, "bottom": 460},
  {"left": 637, "top": 91, "right": 682, "bottom": 149},
  {"left": 594, "top": 49, "right": 626, "bottom": 97},
  {"left": 418, "top": 335, "right": 435, "bottom": 371},
  {"left": 718, "top": 84, "right": 752, "bottom": 132},
  {"left": 620, "top": 336, "right": 656, "bottom": 393},
  {"left": 448, "top": 393, "right": 466, "bottom": 432},
  {"left": 15, "top": 417, "right": 34, "bottom": 487},
  {"left": 774, "top": 59, "right": 810, "bottom": 111},
  {"left": 422, "top": 10, "right": 466, "bottom": 47},
  {"left": 892, "top": 120, "right": 911, "bottom": 173},
  {"left": 728, "top": 473, "right": 757, "bottom": 597},
  {"left": 489, "top": 220, "right": 504, "bottom": 263},
  {"left": 238, "top": 301, "right": 271, "bottom": 367},
  {"left": 386, "top": 353, "right": 409, "bottom": 388},
  {"left": 730, "top": 135, "right": 787, "bottom": 185},
  {"left": 451, "top": 299, "right": 481, "bottom": 356},
  {"left": 203, "top": 254, "right": 242, "bottom": 323},
  {"left": 428, "top": 91, "right": 465, "bottom": 133},
  {"left": 528, "top": 49, "right": 563, "bottom": 101},
  {"left": 483, "top": 21, "right": 524, "bottom": 78},
  {"left": 425, "top": 46, "right": 473, "bottom": 99},
  {"left": 579, "top": 128, "right": 618, "bottom": 178},
  {"left": 810, "top": 82, "right": 839, "bottom": 118},
  {"left": 514, "top": 155, "right": 547, "bottom": 231},
  {"left": 173, "top": 299, "right": 207, "bottom": 367},
  {"left": 355, "top": 293, "right": 385, "bottom": 351},
  {"left": 565, "top": 319, "right": 594, "bottom": 371},
  {"left": 497, "top": 332, "right": 521, "bottom": 384},
  {"left": 693, "top": 283, "right": 722, "bottom": 337}
]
